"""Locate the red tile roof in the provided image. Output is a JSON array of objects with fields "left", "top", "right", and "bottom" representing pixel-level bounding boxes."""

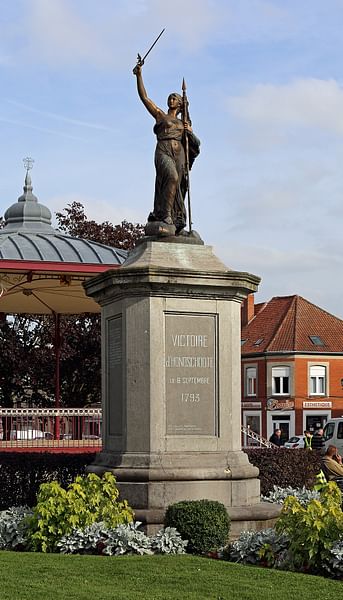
[{"left": 241, "top": 295, "right": 343, "bottom": 353}]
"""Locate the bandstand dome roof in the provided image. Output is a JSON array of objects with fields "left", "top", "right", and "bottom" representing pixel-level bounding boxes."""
[
  {"left": 0, "top": 164, "right": 127, "bottom": 314},
  {"left": 0, "top": 169, "right": 127, "bottom": 265}
]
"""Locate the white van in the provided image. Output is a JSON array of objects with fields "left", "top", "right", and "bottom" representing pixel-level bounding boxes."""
[{"left": 323, "top": 419, "right": 343, "bottom": 453}]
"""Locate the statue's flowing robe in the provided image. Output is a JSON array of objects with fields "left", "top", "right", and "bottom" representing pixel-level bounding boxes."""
[{"left": 149, "top": 116, "right": 200, "bottom": 233}]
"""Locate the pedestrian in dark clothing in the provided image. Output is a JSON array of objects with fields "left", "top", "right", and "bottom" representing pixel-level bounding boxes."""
[
  {"left": 269, "top": 429, "right": 282, "bottom": 447},
  {"left": 312, "top": 428, "right": 325, "bottom": 452}
]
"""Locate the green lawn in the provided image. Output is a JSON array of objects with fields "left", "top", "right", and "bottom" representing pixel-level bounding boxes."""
[{"left": 0, "top": 553, "right": 342, "bottom": 600}]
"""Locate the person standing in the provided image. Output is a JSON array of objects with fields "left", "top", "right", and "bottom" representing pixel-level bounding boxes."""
[
  {"left": 269, "top": 428, "right": 282, "bottom": 447},
  {"left": 303, "top": 430, "right": 313, "bottom": 450},
  {"left": 312, "top": 428, "right": 325, "bottom": 452}
]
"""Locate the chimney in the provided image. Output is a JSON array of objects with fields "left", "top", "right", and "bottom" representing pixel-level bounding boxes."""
[{"left": 241, "top": 294, "right": 254, "bottom": 326}]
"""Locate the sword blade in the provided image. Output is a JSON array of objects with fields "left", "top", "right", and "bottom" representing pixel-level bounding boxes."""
[{"left": 141, "top": 28, "right": 165, "bottom": 63}]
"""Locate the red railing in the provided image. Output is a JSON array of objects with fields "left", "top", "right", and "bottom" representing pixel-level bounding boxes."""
[{"left": 0, "top": 408, "right": 102, "bottom": 451}]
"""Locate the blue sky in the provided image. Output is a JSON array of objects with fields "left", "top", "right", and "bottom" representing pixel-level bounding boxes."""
[{"left": 1, "top": 1, "right": 343, "bottom": 316}]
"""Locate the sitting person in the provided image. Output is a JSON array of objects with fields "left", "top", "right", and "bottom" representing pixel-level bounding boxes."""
[{"left": 321, "top": 445, "right": 343, "bottom": 482}]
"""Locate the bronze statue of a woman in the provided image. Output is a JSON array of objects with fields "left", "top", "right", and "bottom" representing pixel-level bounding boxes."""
[{"left": 133, "top": 63, "right": 200, "bottom": 236}]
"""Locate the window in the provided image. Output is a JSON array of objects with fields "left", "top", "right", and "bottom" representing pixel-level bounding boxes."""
[
  {"left": 246, "top": 367, "right": 257, "bottom": 396},
  {"left": 254, "top": 338, "right": 263, "bottom": 346},
  {"left": 306, "top": 415, "right": 327, "bottom": 430},
  {"left": 246, "top": 414, "right": 260, "bottom": 434},
  {"left": 303, "top": 410, "right": 330, "bottom": 436},
  {"left": 310, "top": 366, "right": 326, "bottom": 395},
  {"left": 309, "top": 335, "right": 324, "bottom": 346},
  {"left": 323, "top": 422, "right": 334, "bottom": 441},
  {"left": 243, "top": 412, "right": 261, "bottom": 447},
  {"left": 272, "top": 366, "right": 290, "bottom": 395}
]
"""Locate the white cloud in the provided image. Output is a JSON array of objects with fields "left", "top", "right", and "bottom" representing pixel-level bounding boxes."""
[
  {"left": 17, "top": 0, "right": 220, "bottom": 69},
  {"left": 228, "top": 79, "right": 343, "bottom": 135},
  {"left": 26, "top": 0, "right": 109, "bottom": 67},
  {"left": 1, "top": 1, "right": 340, "bottom": 71},
  {"left": 226, "top": 160, "right": 335, "bottom": 230}
]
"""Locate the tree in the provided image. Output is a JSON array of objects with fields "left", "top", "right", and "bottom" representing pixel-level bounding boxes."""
[
  {"left": 58, "top": 314, "right": 102, "bottom": 408},
  {"left": 0, "top": 315, "right": 55, "bottom": 408},
  {"left": 0, "top": 314, "right": 56, "bottom": 438},
  {"left": 55, "top": 202, "right": 144, "bottom": 249}
]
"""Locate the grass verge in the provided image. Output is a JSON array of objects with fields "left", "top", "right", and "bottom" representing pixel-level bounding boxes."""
[{"left": 0, "top": 552, "right": 341, "bottom": 600}]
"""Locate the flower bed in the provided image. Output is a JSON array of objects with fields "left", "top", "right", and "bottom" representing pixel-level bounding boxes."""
[{"left": 225, "top": 481, "right": 343, "bottom": 578}]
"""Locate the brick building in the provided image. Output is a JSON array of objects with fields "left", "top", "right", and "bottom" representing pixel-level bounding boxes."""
[{"left": 241, "top": 295, "right": 343, "bottom": 444}]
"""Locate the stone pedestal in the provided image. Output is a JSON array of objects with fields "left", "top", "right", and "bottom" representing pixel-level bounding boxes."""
[{"left": 84, "top": 240, "right": 280, "bottom": 535}]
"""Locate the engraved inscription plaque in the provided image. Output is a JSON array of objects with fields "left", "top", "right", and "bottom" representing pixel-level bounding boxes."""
[
  {"left": 107, "top": 316, "right": 123, "bottom": 436},
  {"left": 165, "top": 313, "right": 218, "bottom": 436}
]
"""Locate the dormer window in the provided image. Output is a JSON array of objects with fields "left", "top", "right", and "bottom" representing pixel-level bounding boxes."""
[{"left": 309, "top": 335, "right": 324, "bottom": 346}]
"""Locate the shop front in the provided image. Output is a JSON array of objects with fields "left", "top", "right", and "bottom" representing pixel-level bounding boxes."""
[{"left": 266, "top": 398, "right": 295, "bottom": 444}]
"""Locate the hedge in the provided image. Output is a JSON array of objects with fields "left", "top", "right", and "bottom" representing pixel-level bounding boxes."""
[
  {"left": 0, "top": 452, "right": 96, "bottom": 509},
  {"left": 0, "top": 449, "right": 323, "bottom": 510},
  {"left": 245, "top": 448, "right": 322, "bottom": 495}
]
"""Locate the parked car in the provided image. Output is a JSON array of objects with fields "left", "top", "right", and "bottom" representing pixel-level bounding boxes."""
[
  {"left": 284, "top": 435, "right": 305, "bottom": 449},
  {"left": 10, "top": 429, "right": 53, "bottom": 440}
]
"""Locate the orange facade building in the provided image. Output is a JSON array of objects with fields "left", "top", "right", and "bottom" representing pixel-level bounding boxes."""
[{"left": 241, "top": 295, "right": 343, "bottom": 444}]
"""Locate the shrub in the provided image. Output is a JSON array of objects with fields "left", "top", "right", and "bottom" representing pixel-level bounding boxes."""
[
  {"left": 226, "top": 528, "right": 289, "bottom": 567},
  {"left": 150, "top": 527, "right": 188, "bottom": 555},
  {"left": 58, "top": 523, "right": 187, "bottom": 556},
  {"left": 276, "top": 481, "right": 343, "bottom": 573},
  {"left": 57, "top": 522, "right": 109, "bottom": 555},
  {"left": 262, "top": 485, "right": 320, "bottom": 506},
  {"left": 245, "top": 448, "right": 321, "bottom": 495},
  {"left": 322, "top": 538, "right": 343, "bottom": 578},
  {"left": 0, "top": 506, "right": 33, "bottom": 550},
  {"left": 0, "top": 452, "right": 95, "bottom": 509},
  {"left": 164, "top": 499, "right": 230, "bottom": 554},
  {"left": 103, "top": 522, "right": 152, "bottom": 556},
  {"left": 28, "top": 472, "right": 133, "bottom": 552}
]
